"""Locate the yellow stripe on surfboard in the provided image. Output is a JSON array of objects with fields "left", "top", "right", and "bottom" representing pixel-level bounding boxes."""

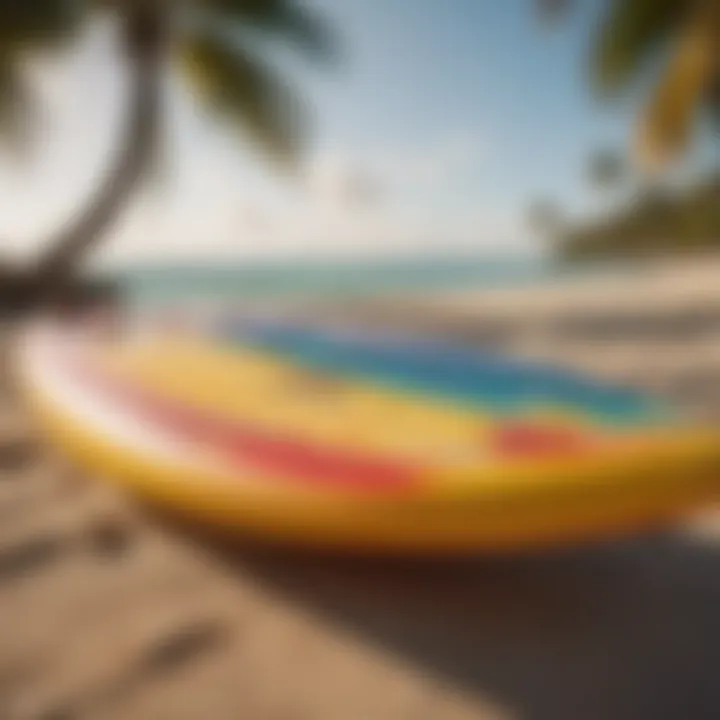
[
  {"left": 101, "top": 338, "right": 496, "bottom": 466},
  {"left": 98, "top": 338, "right": 675, "bottom": 472}
]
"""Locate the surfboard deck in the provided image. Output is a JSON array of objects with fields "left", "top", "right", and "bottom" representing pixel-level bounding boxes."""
[{"left": 17, "top": 318, "right": 720, "bottom": 552}]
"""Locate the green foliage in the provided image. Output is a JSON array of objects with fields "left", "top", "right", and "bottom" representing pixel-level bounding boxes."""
[
  {"left": 591, "top": 0, "right": 686, "bottom": 96},
  {"left": 590, "top": 0, "right": 720, "bottom": 169},
  {"left": 558, "top": 175, "right": 720, "bottom": 260},
  {"left": 0, "top": 0, "right": 331, "bottom": 162},
  {"left": 202, "top": 0, "right": 336, "bottom": 63},
  {"left": 182, "top": 34, "right": 303, "bottom": 165},
  {"left": 0, "top": 0, "right": 82, "bottom": 51}
]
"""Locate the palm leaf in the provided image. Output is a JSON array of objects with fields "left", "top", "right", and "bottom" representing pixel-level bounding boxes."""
[
  {"left": 0, "top": 0, "right": 83, "bottom": 52},
  {"left": 200, "top": 0, "right": 336, "bottom": 62},
  {"left": 592, "top": 0, "right": 684, "bottom": 95},
  {"left": 179, "top": 32, "right": 305, "bottom": 166},
  {"left": 634, "top": 7, "right": 718, "bottom": 171}
]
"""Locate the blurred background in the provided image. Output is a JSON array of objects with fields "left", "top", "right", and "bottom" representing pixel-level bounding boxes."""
[
  {"left": 1, "top": 1, "right": 720, "bottom": 719},
  {"left": 0, "top": 0, "right": 716, "bottom": 292},
  {"left": 0, "top": 0, "right": 717, "bottom": 411}
]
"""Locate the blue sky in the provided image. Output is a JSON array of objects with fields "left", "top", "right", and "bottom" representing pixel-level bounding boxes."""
[
  {"left": 303, "top": 0, "right": 622, "bottom": 211},
  {"left": 0, "top": 0, "right": 710, "bottom": 266}
]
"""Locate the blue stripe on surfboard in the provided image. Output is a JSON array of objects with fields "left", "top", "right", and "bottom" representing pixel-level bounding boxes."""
[{"left": 214, "top": 320, "right": 674, "bottom": 426}]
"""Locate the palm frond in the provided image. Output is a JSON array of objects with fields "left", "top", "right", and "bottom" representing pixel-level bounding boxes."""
[
  {"left": 592, "top": 0, "right": 685, "bottom": 95},
  {"left": 0, "top": 0, "right": 83, "bottom": 53},
  {"left": 634, "top": 7, "right": 717, "bottom": 171},
  {"left": 179, "top": 32, "right": 305, "bottom": 166},
  {"left": 200, "top": 0, "right": 336, "bottom": 63}
]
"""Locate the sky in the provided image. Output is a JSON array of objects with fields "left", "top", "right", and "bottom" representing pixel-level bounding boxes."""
[{"left": 0, "top": 0, "right": 712, "bottom": 268}]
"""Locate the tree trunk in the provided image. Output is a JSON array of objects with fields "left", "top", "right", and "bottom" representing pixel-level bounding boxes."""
[{"left": 32, "top": 4, "right": 167, "bottom": 300}]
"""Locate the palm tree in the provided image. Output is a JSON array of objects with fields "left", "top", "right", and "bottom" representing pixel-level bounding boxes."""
[
  {"left": 538, "top": 0, "right": 720, "bottom": 172},
  {"left": 594, "top": 0, "right": 719, "bottom": 172},
  {"left": 0, "top": 0, "right": 333, "bottom": 301}
]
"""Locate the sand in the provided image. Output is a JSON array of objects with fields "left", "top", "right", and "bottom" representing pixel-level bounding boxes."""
[{"left": 3, "top": 261, "right": 720, "bottom": 719}]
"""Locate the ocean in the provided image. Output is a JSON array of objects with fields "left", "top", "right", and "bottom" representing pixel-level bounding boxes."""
[{"left": 116, "top": 254, "right": 610, "bottom": 305}]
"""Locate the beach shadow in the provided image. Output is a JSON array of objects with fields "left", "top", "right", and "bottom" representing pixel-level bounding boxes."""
[{"left": 177, "top": 524, "right": 720, "bottom": 720}]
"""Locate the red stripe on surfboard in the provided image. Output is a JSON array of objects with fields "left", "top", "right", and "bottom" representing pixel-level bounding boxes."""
[{"left": 64, "top": 355, "right": 420, "bottom": 492}]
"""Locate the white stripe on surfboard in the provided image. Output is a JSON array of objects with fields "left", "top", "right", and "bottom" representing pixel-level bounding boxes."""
[{"left": 19, "top": 327, "right": 231, "bottom": 483}]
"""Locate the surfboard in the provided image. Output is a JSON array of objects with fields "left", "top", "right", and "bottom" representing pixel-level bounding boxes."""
[{"left": 17, "top": 316, "right": 720, "bottom": 552}]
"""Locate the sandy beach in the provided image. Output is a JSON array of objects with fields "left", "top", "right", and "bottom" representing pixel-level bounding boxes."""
[{"left": 3, "top": 259, "right": 720, "bottom": 720}]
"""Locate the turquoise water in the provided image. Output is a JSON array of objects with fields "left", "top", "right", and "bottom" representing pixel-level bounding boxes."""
[{"left": 116, "top": 255, "right": 609, "bottom": 305}]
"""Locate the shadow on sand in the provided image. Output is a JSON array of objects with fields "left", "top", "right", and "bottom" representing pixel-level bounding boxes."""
[{"left": 169, "top": 523, "right": 720, "bottom": 720}]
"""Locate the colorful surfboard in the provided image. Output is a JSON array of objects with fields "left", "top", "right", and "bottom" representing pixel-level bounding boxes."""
[{"left": 17, "top": 317, "right": 720, "bottom": 552}]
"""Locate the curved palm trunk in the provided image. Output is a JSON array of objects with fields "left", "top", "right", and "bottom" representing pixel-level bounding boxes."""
[{"left": 33, "top": 6, "right": 167, "bottom": 298}]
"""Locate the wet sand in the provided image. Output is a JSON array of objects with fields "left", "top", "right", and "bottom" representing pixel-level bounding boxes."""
[{"left": 3, "top": 270, "right": 720, "bottom": 719}]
